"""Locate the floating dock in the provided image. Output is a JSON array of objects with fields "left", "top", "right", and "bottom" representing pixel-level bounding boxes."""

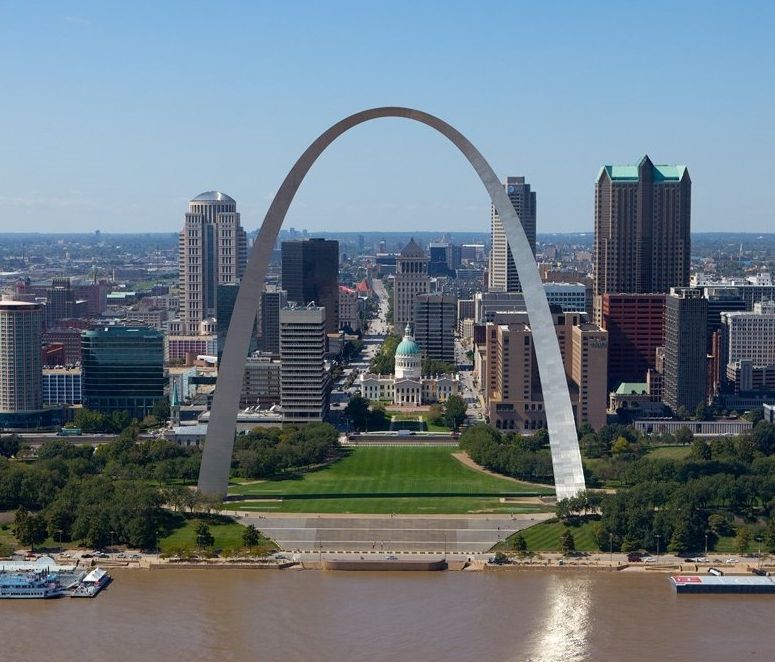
[{"left": 670, "top": 574, "right": 775, "bottom": 594}]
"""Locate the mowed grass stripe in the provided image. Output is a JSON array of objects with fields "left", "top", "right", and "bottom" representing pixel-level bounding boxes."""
[
  {"left": 232, "top": 496, "right": 551, "bottom": 515},
  {"left": 229, "top": 447, "right": 552, "bottom": 498},
  {"left": 504, "top": 520, "right": 600, "bottom": 552}
]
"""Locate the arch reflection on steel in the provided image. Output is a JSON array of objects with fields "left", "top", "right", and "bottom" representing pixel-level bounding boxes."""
[{"left": 196, "top": 107, "right": 586, "bottom": 500}]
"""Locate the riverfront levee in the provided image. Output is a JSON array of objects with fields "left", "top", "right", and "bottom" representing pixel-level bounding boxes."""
[{"left": 1, "top": 569, "right": 773, "bottom": 661}]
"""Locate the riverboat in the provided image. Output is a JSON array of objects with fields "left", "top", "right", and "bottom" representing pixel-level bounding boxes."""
[
  {"left": 71, "top": 567, "right": 111, "bottom": 598},
  {"left": 0, "top": 572, "right": 68, "bottom": 599}
]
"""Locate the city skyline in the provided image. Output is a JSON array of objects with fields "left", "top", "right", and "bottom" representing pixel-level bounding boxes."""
[{"left": 1, "top": 2, "right": 774, "bottom": 234}]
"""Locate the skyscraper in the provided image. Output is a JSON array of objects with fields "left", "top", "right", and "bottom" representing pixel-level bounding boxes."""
[
  {"left": 663, "top": 287, "right": 707, "bottom": 412},
  {"left": 179, "top": 191, "right": 248, "bottom": 335},
  {"left": 393, "top": 238, "right": 430, "bottom": 329},
  {"left": 258, "top": 287, "right": 287, "bottom": 355},
  {"left": 45, "top": 277, "right": 76, "bottom": 329},
  {"left": 81, "top": 326, "right": 165, "bottom": 418},
  {"left": 594, "top": 156, "right": 691, "bottom": 322},
  {"left": 280, "top": 306, "right": 328, "bottom": 422},
  {"left": 281, "top": 238, "right": 339, "bottom": 335},
  {"left": 0, "top": 301, "right": 43, "bottom": 414},
  {"left": 413, "top": 294, "right": 457, "bottom": 364},
  {"left": 489, "top": 176, "right": 537, "bottom": 292}
]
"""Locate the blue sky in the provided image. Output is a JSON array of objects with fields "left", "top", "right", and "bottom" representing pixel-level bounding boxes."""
[{"left": 1, "top": 1, "right": 773, "bottom": 234}]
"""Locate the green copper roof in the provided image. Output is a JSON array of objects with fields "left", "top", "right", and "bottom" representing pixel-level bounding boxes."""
[
  {"left": 599, "top": 156, "right": 687, "bottom": 183},
  {"left": 396, "top": 323, "right": 421, "bottom": 357},
  {"left": 614, "top": 382, "right": 649, "bottom": 395}
]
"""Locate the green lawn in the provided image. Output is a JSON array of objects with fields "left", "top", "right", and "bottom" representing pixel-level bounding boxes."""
[
  {"left": 158, "top": 515, "right": 276, "bottom": 556},
  {"left": 494, "top": 519, "right": 601, "bottom": 552},
  {"left": 227, "top": 447, "right": 553, "bottom": 514},
  {"left": 0, "top": 525, "right": 17, "bottom": 555},
  {"left": 647, "top": 445, "right": 692, "bottom": 460},
  {"left": 228, "top": 497, "right": 552, "bottom": 515}
]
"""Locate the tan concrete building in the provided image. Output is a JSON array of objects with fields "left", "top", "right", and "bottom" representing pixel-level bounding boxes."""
[
  {"left": 0, "top": 301, "right": 43, "bottom": 413},
  {"left": 481, "top": 309, "right": 607, "bottom": 431},
  {"left": 338, "top": 285, "right": 361, "bottom": 333},
  {"left": 393, "top": 238, "right": 429, "bottom": 330}
]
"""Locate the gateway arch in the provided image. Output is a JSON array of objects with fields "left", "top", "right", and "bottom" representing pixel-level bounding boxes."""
[{"left": 197, "top": 107, "right": 585, "bottom": 500}]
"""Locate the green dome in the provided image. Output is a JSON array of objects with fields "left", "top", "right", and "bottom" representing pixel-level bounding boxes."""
[
  {"left": 396, "top": 338, "right": 421, "bottom": 357},
  {"left": 396, "top": 323, "right": 421, "bottom": 357}
]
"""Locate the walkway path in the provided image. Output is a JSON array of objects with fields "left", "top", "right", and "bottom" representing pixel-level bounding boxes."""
[
  {"left": 451, "top": 452, "right": 555, "bottom": 493},
  {"left": 237, "top": 512, "right": 553, "bottom": 554}
]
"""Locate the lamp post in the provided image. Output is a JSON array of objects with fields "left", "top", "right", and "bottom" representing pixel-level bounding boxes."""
[
  {"left": 609, "top": 532, "right": 614, "bottom": 566},
  {"left": 705, "top": 533, "right": 708, "bottom": 556},
  {"left": 655, "top": 534, "right": 661, "bottom": 561}
]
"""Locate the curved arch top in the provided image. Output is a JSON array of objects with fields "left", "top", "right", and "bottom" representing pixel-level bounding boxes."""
[{"left": 197, "top": 107, "right": 585, "bottom": 500}]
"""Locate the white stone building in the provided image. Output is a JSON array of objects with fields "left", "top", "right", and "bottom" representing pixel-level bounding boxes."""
[{"left": 358, "top": 324, "right": 459, "bottom": 406}]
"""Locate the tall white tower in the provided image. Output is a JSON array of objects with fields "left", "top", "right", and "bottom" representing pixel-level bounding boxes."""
[
  {"left": 489, "top": 176, "right": 536, "bottom": 292},
  {"left": 179, "top": 192, "right": 248, "bottom": 335}
]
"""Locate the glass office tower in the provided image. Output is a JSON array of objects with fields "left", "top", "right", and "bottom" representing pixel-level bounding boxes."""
[{"left": 81, "top": 326, "right": 165, "bottom": 418}]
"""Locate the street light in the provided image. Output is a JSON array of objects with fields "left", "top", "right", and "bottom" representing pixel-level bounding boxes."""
[
  {"left": 655, "top": 534, "right": 661, "bottom": 560},
  {"left": 705, "top": 533, "right": 709, "bottom": 556},
  {"left": 609, "top": 532, "right": 614, "bottom": 565}
]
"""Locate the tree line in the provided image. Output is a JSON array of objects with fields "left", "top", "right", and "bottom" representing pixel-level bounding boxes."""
[{"left": 232, "top": 423, "right": 340, "bottom": 479}]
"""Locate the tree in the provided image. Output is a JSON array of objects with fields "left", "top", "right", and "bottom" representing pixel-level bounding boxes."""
[
  {"left": 673, "top": 427, "right": 694, "bottom": 446},
  {"left": 151, "top": 398, "right": 171, "bottom": 421},
  {"left": 13, "top": 507, "right": 48, "bottom": 552},
  {"left": 708, "top": 513, "right": 733, "bottom": 538},
  {"left": 0, "top": 434, "right": 21, "bottom": 458},
  {"left": 422, "top": 358, "right": 456, "bottom": 375},
  {"left": 345, "top": 395, "right": 370, "bottom": 431},
  {"left": 242, "top": 524, "right": 260, "bottom": 551},
  {"left": 513, "top": 533, "right": 528, "bottom": 554},
  {"left": 765, "top": 519, "right": 775, "bottom": 554},
  {"left": 560, "top": 528, "right": 576, "bottom": 555},
  {"left": 694, "top": 402, "right": 712, "bottom": 421},
  {"left": 444, "top": 395, "right": 467, "bottom": 430},
  {"left": 734, "top": 526, "right": 752, "bottom": 555},
  {"left": 611, "top": 436, "right": 631, "bottom": 455},
  {"left": 195, "top": 522, "right": 215, "bottom": 549},
  {"left": 690, "top": 438, "right": 711, "bottom": 461}
]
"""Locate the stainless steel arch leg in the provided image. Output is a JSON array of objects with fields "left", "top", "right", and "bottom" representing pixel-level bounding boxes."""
[{"left": 197, "top": 107, "right": 585, "bottom": 500}]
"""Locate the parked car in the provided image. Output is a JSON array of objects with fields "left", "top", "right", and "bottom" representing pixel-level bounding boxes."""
[{"left": 627, "top": 552, "right": 643, "bottom": 562}]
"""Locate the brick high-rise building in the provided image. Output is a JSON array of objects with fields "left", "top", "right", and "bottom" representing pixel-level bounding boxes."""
[
  {"left": 393, "top": 238, "right": 430, "bottom": 329},
  {"left": 489, "top": 176, "right": 537, "bottom": 293},
  {"left": 178, "top": 192, "right": 248, "bottom": 335},
  {"left": 663, "top": 287, "right": 707, "bottom": 412},
  {"left": 594, "top": 156, "right": 691, "bottom": 322},
  {"left": 281, "top": 238, "right": 339, "bottom": 335},
  {"left": 601, "top": 293, "right": 665, "bottom": 389}
]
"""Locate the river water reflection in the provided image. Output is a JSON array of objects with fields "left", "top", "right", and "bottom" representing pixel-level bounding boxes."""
[{"left": 1, "top": 568, "right": 773, "bottom": 661}]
